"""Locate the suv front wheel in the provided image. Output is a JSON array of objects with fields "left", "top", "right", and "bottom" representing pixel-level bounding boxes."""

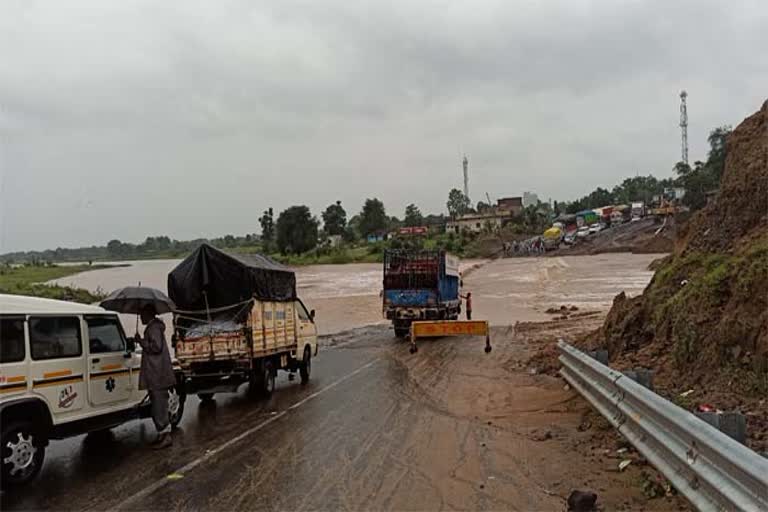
[{"left": 1, "top": 420, "right": 46, "bottom": 488}]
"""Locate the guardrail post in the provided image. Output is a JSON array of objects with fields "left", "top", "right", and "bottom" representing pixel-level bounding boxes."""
[
  {"left": 587, "top": 349, "right": 609, "bottom": 365},
  {"left": 623, "top": 368, "right": 654, "bottom": 390},
  {"left": 694, "top": 411, "right": 747, "bottom": 445}
]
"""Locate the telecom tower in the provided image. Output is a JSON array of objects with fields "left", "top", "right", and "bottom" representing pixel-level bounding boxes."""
[
  {"left": 462, "top": 155, "right": 469, "bottom": 201},
  {"left": 679, "top": 90, "right": 689, "bottom": 165}
]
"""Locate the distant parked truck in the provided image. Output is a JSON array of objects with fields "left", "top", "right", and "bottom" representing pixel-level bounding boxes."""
[
  {"left": 631, "top": 201, "right": 646, "bottom": 220},
  {"left": 168, "top": 244, "right": 317, "bottom": 401},
  {"left": 382, "top": 250, "right": 461, "bottom": 338},
  {"left": 542, "top": 226, "right": 563, "bottom": 250}
]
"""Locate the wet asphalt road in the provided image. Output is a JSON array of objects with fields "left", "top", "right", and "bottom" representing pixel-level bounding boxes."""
[
  {"left": 1, "top": 332, "right": 387, "bottom": 511},
  {"left": 2, "top": 326, "right": 566, "bottom": 511}
]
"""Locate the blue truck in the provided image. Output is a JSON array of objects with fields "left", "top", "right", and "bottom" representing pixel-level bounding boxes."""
[{"left": 382, "top": 249, "right": 462, "bottom": 338}]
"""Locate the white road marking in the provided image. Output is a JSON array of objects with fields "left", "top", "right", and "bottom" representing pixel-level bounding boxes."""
[{"left": 112, "top": 358, "right": 378, "bottom": 511}]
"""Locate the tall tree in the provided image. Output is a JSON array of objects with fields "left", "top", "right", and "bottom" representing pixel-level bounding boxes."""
[
  {"left": 673, "top": 161, "right": 692, "bottom": 178},
  {"left": 107, "top": 239, "right": 124, "bottom": 258},
  {"left": 321, "top": 201, "right": 347, "bottom": 236},
  {"left": 586, "top": 187, "right": 614, "bottom": 208},
  {"left": 672, "top": 126, "right": 732, "bottom": 211},
  {"left": 403, "top": 203, "right": 424, "bottom": 227},
  {"left": 359, "top": 198, "right": 388, "bottom": 236},
  {"left": 346, "top": 214, "right": 362, "bottom": 241},
  {"left": 259, "top": 208, "right": 275, "bottom": 243},
  {"left": 276, "top": 206, "right": 319, "bottom": 254},
  {"left": 706, "top": 126, "right": 731, "bottom": 182},
  {"left": 446, "top": 188, "right": 471, "bottom": 219}
]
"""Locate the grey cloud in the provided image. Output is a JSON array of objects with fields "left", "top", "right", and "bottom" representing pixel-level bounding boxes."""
[{"left": 1, "top": 0, "right": 767, "bottom": 251}]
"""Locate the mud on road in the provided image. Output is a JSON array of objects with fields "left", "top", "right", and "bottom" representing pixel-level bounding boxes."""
[{"left": 4, "top": 322, "right": 686, "bottom": 511}]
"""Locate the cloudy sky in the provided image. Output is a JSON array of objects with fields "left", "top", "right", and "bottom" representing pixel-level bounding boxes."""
[{"left": 1, "top": 0, "right": 766, "bottom": 252}]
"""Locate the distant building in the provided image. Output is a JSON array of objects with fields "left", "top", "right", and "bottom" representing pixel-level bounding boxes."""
[
  {"left": 366, "top": 231, "right": 388, "bottom": 243},
  {"left": 447, "top": 211, "right": 514, "bottom": 234},
  {"left": 664, "top": 187, "right": 687, "bottom": 201},
  {"left": 522, "top": 192, "right": 539, "bottom": 208},
  {"left": 397, "top": 226, "right": 428, "bottom": 236},
  {"left": 496, "top": 197, "right": 523, "bottom": 215}
]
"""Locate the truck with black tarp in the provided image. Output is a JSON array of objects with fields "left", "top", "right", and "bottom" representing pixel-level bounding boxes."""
[
  {"left": 382, "top": 249, "right": 461, "bottom": 338},
  {"left": 168, "top": 244, "right": 318, "bottom": 400}
]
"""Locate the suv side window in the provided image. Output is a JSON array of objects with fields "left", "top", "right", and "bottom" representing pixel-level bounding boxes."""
[
  {"left": 86, "top": 316, "right": 125, "bottom": 353},
  {"left": 0, "top": 317, "right": 26, "bottom": 363},
  {"left": 29, "top": 316, "right": 82, "bottom": 360}
]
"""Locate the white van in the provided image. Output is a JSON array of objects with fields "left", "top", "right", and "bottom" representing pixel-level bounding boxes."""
[{"left": 0, "top": 294, "right": 184, "bottom": 488}]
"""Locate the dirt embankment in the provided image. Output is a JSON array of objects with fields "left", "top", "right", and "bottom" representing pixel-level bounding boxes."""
[{"left": 579, "top": 101, "right": 768, "bottom": 452}]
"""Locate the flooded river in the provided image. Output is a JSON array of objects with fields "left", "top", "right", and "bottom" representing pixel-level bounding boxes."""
[{"left": 52, "top": 254, "right": 662, "bottom": 334}]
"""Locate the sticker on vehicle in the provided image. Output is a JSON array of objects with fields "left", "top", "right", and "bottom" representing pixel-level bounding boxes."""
[{"left": 59, "top": 385, "right": 78, "bottom": 408}]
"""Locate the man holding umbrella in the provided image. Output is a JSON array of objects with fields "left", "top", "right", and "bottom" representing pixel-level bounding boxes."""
[
  {"left": 136, "top": 304, "right": 176, "bottom": 449},
  {"left": 101, "top": 286, "right": 178, "bottom": 449}
]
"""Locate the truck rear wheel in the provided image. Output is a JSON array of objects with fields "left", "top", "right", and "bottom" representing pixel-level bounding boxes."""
[
  {"left": 251, "top": 360, "right": 276, "bottom": 398},
  {"left": 299, "top": 347, "right": 311, "bottom": 384},
  {"left": 262, "top": 360, "right": 276, "bottom": 396}
]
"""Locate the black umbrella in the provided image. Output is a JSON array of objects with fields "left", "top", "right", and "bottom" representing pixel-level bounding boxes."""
[{"left": 100, "top": 286, "right": 176, "bottom": 315}]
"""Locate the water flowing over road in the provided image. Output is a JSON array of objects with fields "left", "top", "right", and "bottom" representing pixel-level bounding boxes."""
[{"left": 52, "top": 254, "right": 658, "bottom": 334}]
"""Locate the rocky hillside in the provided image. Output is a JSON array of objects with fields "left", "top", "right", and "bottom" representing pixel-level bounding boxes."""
[{"left": 600, "top": 101, "right": 767, "bottom": 397}]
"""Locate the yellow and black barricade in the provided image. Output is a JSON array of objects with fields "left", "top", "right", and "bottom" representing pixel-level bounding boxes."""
[{"left": 409, "top": 320, "right": 492, "bottom": 354}]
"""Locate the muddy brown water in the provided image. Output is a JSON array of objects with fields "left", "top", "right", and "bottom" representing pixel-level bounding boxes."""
[{"left": 53, "top": 254, "right": 661, "bottom": 334}]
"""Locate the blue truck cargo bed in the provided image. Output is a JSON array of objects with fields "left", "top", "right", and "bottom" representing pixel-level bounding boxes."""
[{"left": 382, "top": 249, "right": 461, "bottom": 337}]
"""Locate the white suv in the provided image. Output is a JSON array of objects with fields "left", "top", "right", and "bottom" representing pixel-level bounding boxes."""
[{"left": 0, "top": 294, "right": 185, "bottom": 488}]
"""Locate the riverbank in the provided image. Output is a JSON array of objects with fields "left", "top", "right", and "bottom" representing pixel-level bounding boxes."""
[
  {"left": 0, "top": 264, "right": 113, "bottom": 302},
  {"left": 2, "top": 230, "right": 504, "bottom": 267},
  {"left": 271, "top": 246, "right": 382, "bottom": 265}
]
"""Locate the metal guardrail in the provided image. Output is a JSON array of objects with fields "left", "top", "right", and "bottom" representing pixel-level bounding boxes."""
[{"left": 558, "top": 340, "right": 768, "bottom": 512}]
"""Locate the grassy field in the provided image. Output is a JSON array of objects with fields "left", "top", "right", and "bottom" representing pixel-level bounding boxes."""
[
  {"left": 0, "top": 264, "right": 110, "bottom": 303},
  {"left": 271, "top": 246, "right": 383, "bottom": 266}
]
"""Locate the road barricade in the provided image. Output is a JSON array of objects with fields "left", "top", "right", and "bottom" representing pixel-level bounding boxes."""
[{"left": 409, "top": 320, "right": 492, "bottom": 354}]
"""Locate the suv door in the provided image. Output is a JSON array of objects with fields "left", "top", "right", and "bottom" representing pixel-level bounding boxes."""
[
  {"left": 85, "top": 316, "right": 132, "bottom": 406},
  {"left": 0, "top": 316, "right": 29, "bottom": 397},
  {"left": 28, "top": 316, "right": 86, "bottom": 418}
]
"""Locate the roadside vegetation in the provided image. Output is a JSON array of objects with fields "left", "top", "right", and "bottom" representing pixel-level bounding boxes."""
[
  {"left": 558, "top": 126, "right": 730, "bottom": 215},
  {"left": 0, "top": 263, "right": 108, "bottom": 303}
]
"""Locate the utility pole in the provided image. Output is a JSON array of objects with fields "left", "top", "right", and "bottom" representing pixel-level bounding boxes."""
[
  {"left": 462, "top": 155, "right": 469, "bottom": 202},
  {"left": 679, "top": 90, "right": 689, "bottom": 165}
]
